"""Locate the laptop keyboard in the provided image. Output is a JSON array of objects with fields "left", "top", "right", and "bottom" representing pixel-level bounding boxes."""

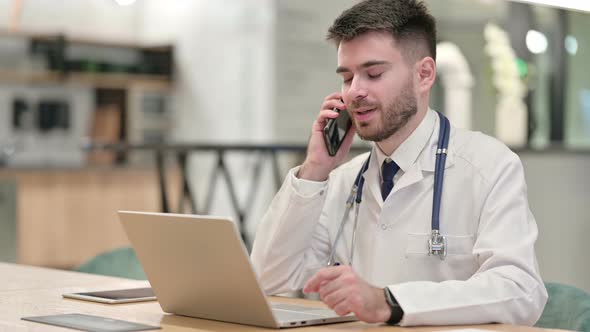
[
  {"left": 271, "top": 303, "right": 332, "bottom": 312},
  {"left": 270, "top": 302, "right": 338, "bottom": 321}
]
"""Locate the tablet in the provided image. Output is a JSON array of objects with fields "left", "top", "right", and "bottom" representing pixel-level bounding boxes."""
[
  {"left": 22, "top": 313, "right": 160, "bottom": 331},
  {"left": 63, "top": 287, "right": 156, "bottom": 304}
]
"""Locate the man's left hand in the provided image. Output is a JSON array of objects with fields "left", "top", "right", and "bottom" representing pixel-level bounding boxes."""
[{"left": 303, "top": 265, "right": 391, "bottom": 323}]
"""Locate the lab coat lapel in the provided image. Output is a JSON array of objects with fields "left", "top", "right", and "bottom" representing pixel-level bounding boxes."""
[
  {"left": 361, "top": 150, "right": 383, "bottom": 209},
  {"left": 391, "top": 152, "right": 456, "bottom": 194},
  {"left": 392, "top": 164, "right": 424, "bottom": 194},
  {"left": 359, "top": 111, "right": 457, "bottom": 201},
  {"left": 393, "top": 123, "right": 457, "bottom": 192}
]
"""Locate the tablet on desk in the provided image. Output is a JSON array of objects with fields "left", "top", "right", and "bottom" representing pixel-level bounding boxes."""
[
  {"left": 63, "top": 287, "right": 156, "bottom": 304},
  {"left": 22, "top": 313, "right": 160, "bottom": 332}
]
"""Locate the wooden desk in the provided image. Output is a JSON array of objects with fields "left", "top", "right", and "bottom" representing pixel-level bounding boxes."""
[{"left": 0, "top": 263, "right": 564, "bottom": 331}]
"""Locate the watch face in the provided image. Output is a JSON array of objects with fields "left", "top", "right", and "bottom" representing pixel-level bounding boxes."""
[{"left": 384, "top": 288, "right": 396, "bottom": 306}]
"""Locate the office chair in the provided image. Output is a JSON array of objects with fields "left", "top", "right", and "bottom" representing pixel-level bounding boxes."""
[
  {"left": 75, "top": 246, "right": 147, "bottom": 280},
  {"left": 535, "top": 282, "right": 590, "bottom": 331}
]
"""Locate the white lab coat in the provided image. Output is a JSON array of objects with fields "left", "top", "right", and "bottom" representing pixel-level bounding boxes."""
[{"left": 251, "top": 110, "right": 548, "bottom": 326}]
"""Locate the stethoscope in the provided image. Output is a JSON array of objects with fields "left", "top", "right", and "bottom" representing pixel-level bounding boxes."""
[{"left": 327, "top": 111, "right": 450, "bottom": 266}]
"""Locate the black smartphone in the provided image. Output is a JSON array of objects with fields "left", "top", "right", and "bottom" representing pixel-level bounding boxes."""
[{"left": 323, "top": 107, "right": 352, "bottom": 156}]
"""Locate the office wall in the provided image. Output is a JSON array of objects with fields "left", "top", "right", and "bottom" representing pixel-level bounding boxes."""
[
  {"left": 0, "top": 0, "right": 139, "bottom": 41},
  {"left": 138, "top": 0, "right": 276, "bottom": 240},
  {"left": 521, "top": 152, "right": 590, "bottom": 292},
  {"left": 273, "top": 0, "right": 357, "bottom": 143},
  {"left": 139, "top": 0, "right": 274, "bottom": 144}
]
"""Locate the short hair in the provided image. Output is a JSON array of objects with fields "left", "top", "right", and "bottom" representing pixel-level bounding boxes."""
[{"left": 327, "top": 0, "right": 437, "bottom": 62}]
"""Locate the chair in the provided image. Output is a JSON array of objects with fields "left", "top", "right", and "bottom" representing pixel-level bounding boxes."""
[
  {"left": 75, "top": 246, "right": 147, "bottom": 280},
  {"left": 535, "top": 282, "right": 590, "bottom": 331}
]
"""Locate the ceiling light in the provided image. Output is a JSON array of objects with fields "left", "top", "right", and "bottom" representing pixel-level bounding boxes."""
[
  {"left": 114, "top": 0, "right": 136, "bottom": 6},
  {"left": 526, "top": 30, "right": 548, "bottom": 54},
  {"left": 565, "top": 35, "right": 579, "bottom": 55}
]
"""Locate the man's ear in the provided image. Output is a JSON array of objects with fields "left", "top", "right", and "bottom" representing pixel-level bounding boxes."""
[{"left": 415, "top": 57, "right": 436, "bottom": 94}]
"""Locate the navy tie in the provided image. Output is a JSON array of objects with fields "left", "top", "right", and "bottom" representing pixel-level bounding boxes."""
[{"left": 381, "top": 159, "right": 400, "bottom": 200}]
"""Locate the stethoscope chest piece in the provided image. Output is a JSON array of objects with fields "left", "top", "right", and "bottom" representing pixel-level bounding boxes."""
[{"left": 428, "top": 229, "right": 447, "bottom": 259}]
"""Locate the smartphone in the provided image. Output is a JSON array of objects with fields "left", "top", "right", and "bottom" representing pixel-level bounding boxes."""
[
  {"left": 62, "top": 287, "right": 156, "bottom": 304},
  {"left": 323, "top": 107, "right": 352, "bottom": 156}
]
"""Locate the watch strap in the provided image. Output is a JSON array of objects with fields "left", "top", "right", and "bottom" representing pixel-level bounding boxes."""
[{"left": 383, "top": 287, "right": 404, "bottom": 325}]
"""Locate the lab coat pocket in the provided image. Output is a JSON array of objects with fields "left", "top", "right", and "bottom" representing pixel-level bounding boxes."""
[{"left": 404, "top": 233, "right": 477, "bottom": 281}]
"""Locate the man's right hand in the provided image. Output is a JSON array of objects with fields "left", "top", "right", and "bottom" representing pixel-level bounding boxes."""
[{"left": 298, "top": 93, "right": 356, "bottom": 182}]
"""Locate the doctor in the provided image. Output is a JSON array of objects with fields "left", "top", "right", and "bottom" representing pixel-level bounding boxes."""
[{"left": 251, "top": 0, "right": 547, "bottom": 327}]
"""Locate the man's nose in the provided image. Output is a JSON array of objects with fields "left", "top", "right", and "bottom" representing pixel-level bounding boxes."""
[{"left": 345, "top": 77, "right": 368, "bottom": 102}]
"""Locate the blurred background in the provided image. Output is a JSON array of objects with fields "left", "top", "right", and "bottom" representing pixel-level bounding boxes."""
[{"left": 0, "top": 0, "right": 588, "bottom": 292}]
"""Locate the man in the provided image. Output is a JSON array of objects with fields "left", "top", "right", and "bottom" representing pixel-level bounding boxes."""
[{"left": 251, "top": 0, "right": 547, "bottom": 326}]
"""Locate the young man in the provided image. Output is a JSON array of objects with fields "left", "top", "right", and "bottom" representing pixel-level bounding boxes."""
[{"left": 251, "top": 0, "right": 547, "bottom": 326}]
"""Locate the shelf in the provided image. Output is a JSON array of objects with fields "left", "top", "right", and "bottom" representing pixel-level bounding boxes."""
[
  {"left": 0, "top": 29, "right": 174, "bottom": 90},
  {"left": 69, "top": 72, "right": 172, "bottom": 90},
  {"left": 0, "top": 29, "right": 169, "bottom": 51},
  {"left": 0, "top": 69, "right": 172, "bottom": 90}
]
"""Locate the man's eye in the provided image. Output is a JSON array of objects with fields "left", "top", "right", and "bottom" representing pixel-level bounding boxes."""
[
  {"left": 342, "top": 77, "right": 352, "bottom": 84},
  {"left": 368, "top": 73, "right": 382, "bottom": 80}
]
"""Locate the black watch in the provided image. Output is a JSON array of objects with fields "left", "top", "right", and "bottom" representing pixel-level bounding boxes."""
[{"left": 383, "top": 287, "right": 404, "bottom": 325}]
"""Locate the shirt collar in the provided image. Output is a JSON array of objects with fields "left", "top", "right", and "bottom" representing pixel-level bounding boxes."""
[{"left": 375, "top": 109, "right": 437, "bottom": 173}]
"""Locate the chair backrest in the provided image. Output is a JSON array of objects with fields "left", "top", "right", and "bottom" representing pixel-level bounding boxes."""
[
  {"left": 75, "top": 246, "right": 147, "bottom": 280},
  {"left": 535, "top": 282, "right": 590, "bottom": 331}
]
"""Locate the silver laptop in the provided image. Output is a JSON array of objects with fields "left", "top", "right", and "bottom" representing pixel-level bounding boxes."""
[{"left": 118, "top": 211, "right": 358, "bottom": 328}]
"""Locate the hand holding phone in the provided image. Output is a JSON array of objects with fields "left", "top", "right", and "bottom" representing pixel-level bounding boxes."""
[
  {"left": 298, "top": 94, "right": 354, "bottom": 182},
  {"left": 323, "top": 107, "right": 352, "bottom": 157}
]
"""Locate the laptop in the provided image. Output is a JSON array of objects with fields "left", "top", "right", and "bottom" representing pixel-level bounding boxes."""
[{"left": 118, "top": 211, "right": 358, "bottom": 328}]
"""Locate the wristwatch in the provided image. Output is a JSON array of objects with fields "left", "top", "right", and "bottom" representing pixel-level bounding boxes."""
[{"left": 383, "top": 287, "right": 404, "bottom": 325}]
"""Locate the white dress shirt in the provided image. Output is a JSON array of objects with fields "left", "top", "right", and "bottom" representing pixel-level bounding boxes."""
[{"left": 251, "top": 109, "right": 548, "bottom": 326}]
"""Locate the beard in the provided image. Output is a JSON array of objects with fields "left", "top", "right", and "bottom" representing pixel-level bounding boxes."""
[{"left": 351, "top": 78, "right": 418, "bottom": 142}]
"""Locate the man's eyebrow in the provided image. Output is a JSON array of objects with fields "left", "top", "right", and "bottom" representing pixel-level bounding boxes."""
[{"left": 336, "top": 60, "right": 391, "bottom": 74}]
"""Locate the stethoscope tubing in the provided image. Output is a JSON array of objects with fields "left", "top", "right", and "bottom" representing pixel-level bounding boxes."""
[{"left": 327, "top": 111, "right": 450, "bottom": 266}]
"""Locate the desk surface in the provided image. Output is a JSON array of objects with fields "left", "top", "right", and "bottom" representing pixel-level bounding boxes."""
[{"left": 0, "top": 263, "right": 564, "bottom": 332}]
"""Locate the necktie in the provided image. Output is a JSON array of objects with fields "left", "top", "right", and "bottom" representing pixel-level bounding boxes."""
[{"left": 381, "top": 159, "right": 400, "bottom": 200}]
